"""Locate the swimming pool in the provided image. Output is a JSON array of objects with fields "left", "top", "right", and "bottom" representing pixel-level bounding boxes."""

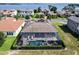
[{"left": 29, "top": 40, "right": 44, "bottom": 46}]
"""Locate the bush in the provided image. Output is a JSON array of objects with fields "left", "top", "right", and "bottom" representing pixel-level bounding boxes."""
[
  {"left": 47, "top": 15, "right": 52, "bottom": 19},
  {"left": 0, "top": 32, "right": 5, "bottom": 46},
  {"left": 12, "top": 45, "right": 63, "bottom": 50},
  {"left": 34, "top": 14, "right": 40, "bottom": 18},
  {"left": 25, "top": 15, "right": 30, "bottom": 19},
  {"left": 52, "top": 15, "right": 58, "bottom": 19}
]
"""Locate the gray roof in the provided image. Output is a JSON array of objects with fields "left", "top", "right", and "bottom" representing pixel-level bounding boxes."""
[
  {"left": 68, "top": 16, "right": 79, "bottom": 23},
  {"left": 22, "top": 22, "right": 57, "bottom": 33}
]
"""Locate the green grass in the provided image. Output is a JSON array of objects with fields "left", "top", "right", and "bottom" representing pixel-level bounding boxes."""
[
  {"left": 0, "top": 37, "right": 16, "bottom": 51},
  {"left": 53, "top": 22, "right": 79, "bottom": 54}
]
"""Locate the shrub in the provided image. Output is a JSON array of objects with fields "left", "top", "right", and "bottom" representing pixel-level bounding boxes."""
[
  {"left": 47, "top": 15, "right": 52, "bottom": 19},
  {"left": 25, "top": 15, "right": 30, "bottom": 19},
  {"left": 52, "top": 15, "right": 58, "bottom": 19},
  {"left": 0, "top": 32, "right": 5, "bottom": 46},
  {"left": 34, "top": 14, "right": 40, "bottom": 18}
]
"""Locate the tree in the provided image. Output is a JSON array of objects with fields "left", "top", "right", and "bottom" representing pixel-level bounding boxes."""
[
  {"left": 0, "top": 32, "right": 5, "bottom": 40},
  {"left": 25, "top": 15, "right": 30, "bottom": 19},
  {"left": 48, "top": 5, "right": 52, "bottom": 10},
  {"left": 51, "top": 6, "right": 57, "bottom": 12},
  {"left": 47, "top": 15, "right": 52, "bottom": 19},
  {"left": 34, "top": 9, "right": 38, "bottom": 13},
  {"left": 40, "top": 14, "right": 44, "bottom": 18},
  {"left": 62, "top": 4, "right": 77, "bottom": 13},
  {"left": 48, "top": 5, "right": 57, "bottom": 13},
  {"left": 0, "top": 32, "right": 5, "bottom": 46},
  {"left": 34, "top": 14, "right": 40, "bottom": 18},
  {"left": 37, "top": 7, "right": 42, "bottom": 12},
  {"left": 0, "top": 15, "right": 2, "bottom": 20},
  {"left": 14, "top": 13, "right": 21, "bottom": 19}
]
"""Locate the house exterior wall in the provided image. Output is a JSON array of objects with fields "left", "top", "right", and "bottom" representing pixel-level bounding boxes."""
[
  {"left": 21, "top": 32, "right": 58, "bottom": 38},
  {"left": 19, "top": 11, "right": 34, "bottom": 16},
  {"left": 13, "top": 22, "right": 25, "bottom": 36},
  {"left": 67, "top": 19, "right": 79, "bottom": 34},
  {"left": 2, "top": 22, "right": 25, "bottom": 36},
  {"left": 11, "top": 10, "right": 17, "bottom": 16},
  {"left": 3, "top": 31, "right": 14, "bottom": 36}
]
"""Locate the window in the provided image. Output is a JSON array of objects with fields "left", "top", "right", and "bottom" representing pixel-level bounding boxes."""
[
  {"left": 35, "top": 33, "right": 45, "bottom": 38},
  {"left": 7, "top": 32, "right": 13, "bottom": 35}
]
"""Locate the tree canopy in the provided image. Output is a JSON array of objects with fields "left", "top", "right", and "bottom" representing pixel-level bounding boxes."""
[
  {"left": 0, "top": 32, "right": 5, "bottom": 40},
  {"left": 48, "top": 5, "right": 57, "bottom": 13}
]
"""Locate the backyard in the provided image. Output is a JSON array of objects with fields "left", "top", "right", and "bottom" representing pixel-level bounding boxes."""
[{"left": 10, "top": 22, "right": 79, "bottom": 55}]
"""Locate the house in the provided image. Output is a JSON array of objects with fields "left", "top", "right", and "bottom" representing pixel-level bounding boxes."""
[
  {"left": 0, "top": 17, "right": 25, "bottom": 36},
  {"left": 42, "top": 9, "right": 50, "bottom": 16},
  {"left": 57, "top": 10, "right": 66, "bottom": 16},
  {"left": 0, "top": 10, "right": 17, "bottom": 17},
  {"left": 75, "top": 8, "right": 79, "bottom": 16},
  {"left": 20, "top": 20, "right": 60, "bottom": 46},
  {"left": 67, "top": 16, "right": 79, "bottom": 34},
  {"left": 17, "top": 9, "right": 34, "bottom": 16}
]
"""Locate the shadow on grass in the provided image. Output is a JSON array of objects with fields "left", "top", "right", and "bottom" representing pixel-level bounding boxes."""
[
  {"left": 0, "top": 40, "right": 4, "bottom": 47},
  {"left": 59, "top": 25, "right": 79, "bottom": 41}
]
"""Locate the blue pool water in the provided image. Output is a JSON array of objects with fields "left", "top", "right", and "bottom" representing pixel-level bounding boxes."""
[{"left": 29, "top": 40, "right": 44, "bottom": 46}]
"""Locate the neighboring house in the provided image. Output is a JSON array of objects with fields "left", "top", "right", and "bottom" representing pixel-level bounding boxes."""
[
  {"left": 75, "top": 8, "right": 79, "bottom": 16},
  {"left": 57, "top": 10, "right": 66, "bottom": 16},
  {"left": 0, "top": 10, "right": 17, "bottom": 17},
  {"left": 17, "top": 9, "right": 34, "bottom": 16},
  {"left": 0, "top": 17, "right": 25, "bottom": 36},
  {"left": 61, "top": 10, "right": 74, "bottom": 16},
  {"left": 20, "top": 20, "right": 60, "bottom": 46},
  {"left": 67, "top": 16, "right": 79, "bottom": 34},
  {"left": 42, "top": 9, "right": 50, "bottom": 16}
]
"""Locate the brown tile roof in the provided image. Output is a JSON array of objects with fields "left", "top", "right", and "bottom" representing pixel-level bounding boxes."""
[
  {"left": 22, "top": 22, "right": 57, "bottom": 33},
  {"left": 0, "top": 17, "right": 24, "bottom": 32}
]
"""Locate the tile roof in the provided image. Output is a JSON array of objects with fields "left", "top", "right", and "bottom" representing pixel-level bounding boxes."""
[
  {"left": 0, "top": 17, "right": 24, "bottom": 32},
  {"left": 22, "top": 22, "right": 57, "bottom": 33}
]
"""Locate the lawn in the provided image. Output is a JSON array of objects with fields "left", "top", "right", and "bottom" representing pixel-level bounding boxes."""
[
  {"left": 0, "top": 37, "right": 16, "bottom": 51},
  {"left": 53, "top": 22, "right": 79, "bottom": 54}
]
